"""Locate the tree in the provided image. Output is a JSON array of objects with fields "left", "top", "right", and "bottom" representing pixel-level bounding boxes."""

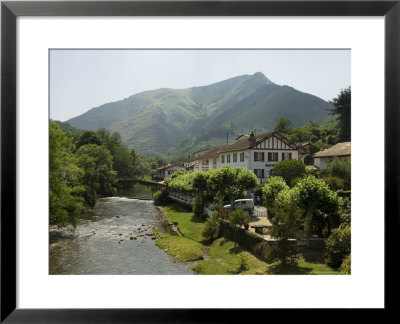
[
  {"left": 274, "top": 117, "right": 292, "bottom": 134},
  {"left": 208, "top": 167, "right": 258, "bottom": 208},
  {"left": 271, "top": 159, "right": 306, "bottom": 187},
  {"left": 76, "top": 130, "right": 103, "bottom": 150},
  {"left": 76, "top": 144, "right": 118, "bottom": 199},
  {"left": 262, "top": 176, "right": 289, "bottom": 210},
  {"left": 293, "top": 175, "right": 342, "bottom": 239},
  {"left": 325, "top": 225, "right": 351, "bottom": 269},
  {"left": 49, "top": 122, "right": 85, "bottom": 226},
  {"left": 330, "top": 87, "right": 351, "bottom": 142},
  {"left": 325, "top": 157, "right": 351, "bottom": 190},
  {"left": 268, "top": 189, "right": 302, "bottom": 264}
]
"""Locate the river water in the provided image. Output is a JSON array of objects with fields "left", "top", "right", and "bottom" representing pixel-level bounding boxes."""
[{"left": 49, "top": 182, "right": 194, "bottom": 275}]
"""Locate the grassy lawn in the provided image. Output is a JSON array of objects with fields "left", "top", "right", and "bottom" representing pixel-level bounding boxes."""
[
  {"left": 193, "top": 238, "right": 269, "bottom": 274},
  {"left": 158, "top": 203, "right": 338, "bottom": 275},
  {"left": 160, "top": 204, "right": 206, "bottom": 243},
  {"left": 156, "top": 234, "right": 204, "bottom": 263},
  {"left": 267, "top": 246, "right": 339, "bottom": 275}
]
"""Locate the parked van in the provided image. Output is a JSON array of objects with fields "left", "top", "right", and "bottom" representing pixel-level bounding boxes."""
[{"left": 223, "top": 199, "right": 254, "bottom": 212}]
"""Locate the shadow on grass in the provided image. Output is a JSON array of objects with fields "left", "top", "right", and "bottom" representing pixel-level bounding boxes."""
[
  {"left": 267, "top": 262, "right": 313, "bottom": 274},
  {"left": 299, "top": 246, "right": 326, "bottom": 264}
]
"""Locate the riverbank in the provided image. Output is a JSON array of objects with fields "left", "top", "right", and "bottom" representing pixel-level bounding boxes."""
[{"left": 156, "top": 203, "right": 339, "bottom": 275}]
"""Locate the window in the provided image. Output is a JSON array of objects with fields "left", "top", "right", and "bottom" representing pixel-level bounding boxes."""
[
  {"left": 221, "top": 155, "right": 225, "bottom": 163},
  {"left": 254, "top": 152, "right": 265, "bottom": 161},
  {"left": 253, "top": 169, "right": 265, "bottom": 178},
  {"left": 240, "top": 152, "right": 244, "bottom": 162},
  {"left": 227, "top": 154, "right": 230, "bottom": 163},
  {"left": 268, "top": 152, "right": 278, "bottom": 162},
  {"left": 281, "top": 152, "right": 293, "bottom": 161},
  {"left": 233, "top": 153, "right": 237, "bottom": 162},
  {"left": 213, "top": 159, "right": 217, "bottom": 165}
]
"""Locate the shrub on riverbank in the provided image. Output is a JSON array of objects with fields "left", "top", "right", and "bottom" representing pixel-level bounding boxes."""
[{"left": 153, "top": 190, "right": 169, "bottom": 205}]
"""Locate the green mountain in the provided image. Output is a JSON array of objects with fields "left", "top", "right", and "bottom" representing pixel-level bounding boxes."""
[{"left": 66, "top": 72, "right": 332, "bottom": 157}]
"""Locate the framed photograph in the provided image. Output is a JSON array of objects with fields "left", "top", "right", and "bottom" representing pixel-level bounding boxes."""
[{"left": 1, "top": 0, "right": 398, "bottom": 321}]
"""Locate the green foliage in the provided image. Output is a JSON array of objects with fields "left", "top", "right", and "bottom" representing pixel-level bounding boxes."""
[
  {"left": 192, "top": 195, "right": 204, "bottom": 217},
  {"left": 323, "top": 176, "right": 345, "bottom": 191},
  {"left": 76, "top": 144, "right": 117, "bottom": 197},
  {"left": 339, "top": 254, "right": 351, "bottom": 274},
  {"left": 229, "top": 208, "right": 250, "bottom": 228},
  {"left": 339, "top": 213, "right": 351, "bottom": 227},
  {"left": 325, "top": 157, "right": 351, "bottom": 190},
  {"left": 49, "top": 122, "right": 85, "bottom": 226},
  {"left": 232, "top": 252, "right": 249, "bottom": 274},
  {"left": 262, "top": 176, "right": 289, "bottom": 209},
  {"left": 153, "top": 190, "right": 169, "bottom": 206},
  {"left": 293, "top": 175, "right": 343, "bottom": 239},
  {"left": 201, "top": 213, "right": 222, "bottom": 242},
  {"left": 325, "top": 225, "right": 351, "bottom": 269},
  {"left": 268, "top": 191, "right": 302, "bottom": 264},
  {"left": 271, "top": 159, "right": 306, "bottom": 187},
  {"left": 76, "top": 130, "right": 103, "bottom": 149},
  {"left": 329, "top": 87, "right": 351, "bottom": 142},
  {"left": 274, "top": 117, "right": 291, "bottom": 133}
]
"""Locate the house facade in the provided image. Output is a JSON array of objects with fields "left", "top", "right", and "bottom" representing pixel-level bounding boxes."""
[
  {"left": 313, "top": 142, "right": 351, "bottom": 169},
  {"left": 155, "top": 164, "right": 185, "bottom": 180},
  {"left": 193, "top": 132, "right": 299, "bottom": 183}
]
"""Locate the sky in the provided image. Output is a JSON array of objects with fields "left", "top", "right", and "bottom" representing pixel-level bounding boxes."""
[{"left": 50, "top": 49, "right": 351, "bottom": 122}]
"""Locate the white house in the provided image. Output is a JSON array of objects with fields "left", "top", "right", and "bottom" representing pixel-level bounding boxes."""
[
  {"left": 155, "top": 164, "right": 185, "bottom": 180},
  {"left": 313, "top": 142, "right": 351, "bottom": 169},
  {"left": 193, "top": 146, "right": 223, "bottom": 172},
  {"left": 193, "top": 132, "right": 299, "bottom": 183}
]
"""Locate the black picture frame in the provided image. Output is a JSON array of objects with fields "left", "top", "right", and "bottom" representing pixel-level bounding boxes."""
[{"left": 1, "top": 0, "right": 399, "bottom": 322}]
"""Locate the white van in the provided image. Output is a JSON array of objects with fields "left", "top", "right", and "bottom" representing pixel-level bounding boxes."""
[{"left": 223, "top": 199, "right": 254, "bottom": 212}]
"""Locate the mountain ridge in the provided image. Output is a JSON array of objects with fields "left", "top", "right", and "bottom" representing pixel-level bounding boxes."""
[{"left": 66, "top": 72, "right": 332, "bottom": 157}]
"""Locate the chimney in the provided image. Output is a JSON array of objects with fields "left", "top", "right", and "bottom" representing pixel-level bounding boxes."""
[{"left": 248, "top": 132, "right": 256, "bottom": 146}]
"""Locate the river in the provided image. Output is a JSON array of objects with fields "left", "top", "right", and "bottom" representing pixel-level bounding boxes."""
[{"left": 49, "top": 181, "right": 194, "bottom": 275}]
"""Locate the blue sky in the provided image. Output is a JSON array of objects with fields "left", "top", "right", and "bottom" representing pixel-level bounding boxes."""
[{"left": 50, "top": 49, "right": 350, "bottom": 121}]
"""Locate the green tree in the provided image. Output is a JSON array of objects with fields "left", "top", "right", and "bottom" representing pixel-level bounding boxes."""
[
  {"left": 49, "top": 122, "right": 85, "bottom": 226},
  {"left": 293, "top": 175, "right": 342, "bottom": 239},
  {"left": 76, "top": 130, "right": 103, "bottom": 150},
  {"left": 330, "top": 87, "right": 351, "bottom": 142},
  {"left": 208, "top": 167, "right": 258, "bottom": 208},
  {"left": 325, "top": 157, "right": 351, "bottom": 190},
  {"left": 268, "top": 189, "right": 302, "bottom": 264},
  {"left": 262, "top": 176, "right": 289, "bottom": 210},
  {"left": 271, "top": 159, "right": 306, "bottom": 187},
  {"left": 325, "top": 225, "right": 351, "bottom": 269},
  {"left": 274, "top": 117, "right": 292, "bottom": 134},
  {"left": 76, "top": 144, "right": 118, "bottom": 199}
]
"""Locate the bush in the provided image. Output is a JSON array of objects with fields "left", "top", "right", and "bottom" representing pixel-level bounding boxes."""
[
  {"left": 192, "top": 195, "right": 203, "bottom": 217},
  {"left": 232, "top": 252, "right": 249, "bottom": 273},
  {"left": 326, "top": 157, "right": 351, "bottom": 190},
  {"left": 325, "top": 225, "right": 351, "bottom": 269},
  {"left": 153, "top": 190, "right": 169, "bottom": 205},
  {"left": 229, "top": 208, "right": 250, "bottom": 227},
  {"left": 339, "top": 213, "right": 351, "bottom": 227},
  {"left": 340, "top": 254, "right": 351, "bottom": 274},
  {"left": 323, "top": 177, "right": 345, "bottom": 191},
  {"left": 201, "top": 213, "right": 222, "bottom": 242},
  {"left": 271, "top": 159, "right": 306, "bottom": 187}
]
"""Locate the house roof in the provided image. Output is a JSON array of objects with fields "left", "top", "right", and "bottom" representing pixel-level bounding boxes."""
[
  {"left": 196, "top": 146, "right": 225, "bottom": 160},
  {"left": 217, "top": 131, "right": 297, "bottom": 153},
  {"left": 156, "top": 164, "right": 184, "bottom": 171},
  {"left": 313, "top": 142, "right": 351, "bottom": 158}
]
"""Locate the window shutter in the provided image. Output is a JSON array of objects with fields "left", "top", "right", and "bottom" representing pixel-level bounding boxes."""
[
  {"left": 262, "top": 169, "right": 264, "bottom": 178},
  {"left": 262, "top": 152, "right": 265, "bottom": 161},
  {"left": 274, "top": 153, "right": 278, "bottom": 161},
  {"left": 282, "top": 152, "right": 284, "bottom": 161},
  {"left": 254, "top": 169, "right": 257, "bottom": 176},
  {"left": 268, "top": 152, "right": 271, "bottom": 161},
  {"left": 289, "top": 153, "right": 292, "bottom": 160}
]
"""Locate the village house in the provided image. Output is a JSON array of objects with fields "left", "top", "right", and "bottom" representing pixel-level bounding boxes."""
[
  {"left": 193, "top": 131, "right": 299, "bottom": 183},
  {"left": 297, "top": 142, "right": 320, "bottom": 165},
  {"left": 154, "top": 164, "right": 185, "bottom": 181},
  {"left": 313, "top": 141, "right": 351, "bottom": 169}
]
